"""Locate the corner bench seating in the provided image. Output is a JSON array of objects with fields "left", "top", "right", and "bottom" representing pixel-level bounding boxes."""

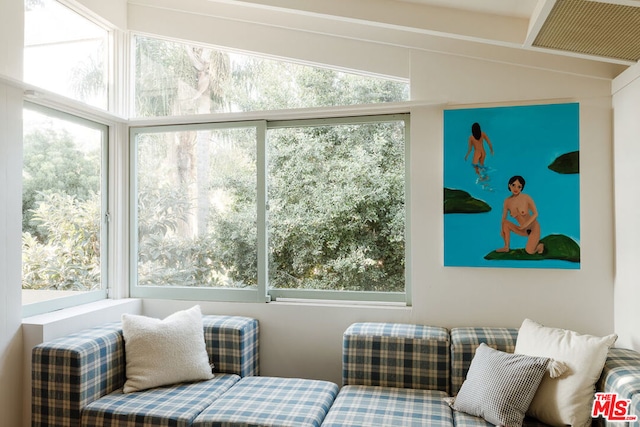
[{"left": 32, "top": 317, "right": 640, "bottom": 427}]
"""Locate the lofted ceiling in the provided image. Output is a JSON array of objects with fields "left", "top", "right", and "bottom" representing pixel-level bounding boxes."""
[{"left": 136, "top": 0, "right": 640, "bottom": 78}]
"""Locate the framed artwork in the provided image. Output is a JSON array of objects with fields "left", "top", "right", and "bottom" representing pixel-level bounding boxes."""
[{"left": 443, "top": 103, "right": 580, "bottom": 269}]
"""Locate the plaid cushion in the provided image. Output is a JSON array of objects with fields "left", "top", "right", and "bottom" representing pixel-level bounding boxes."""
[
  {"left": 193, "top": 376, "right": 338, "bottom": 427},
  {"left": 321, "top": 385, "right": 452, "bottom": 426},
  {"left": 343, "top": 322, "right": 450, "bottom": 393},
  {"left": 81, "top": 374, "right": 240, "bottom": 427},
  {"left": 596, "top": 347, "right": 640, "bottom": 427},
  {"left": 202, "top": 316, "right": 259, "bottom": 377},
  {"left": 450, "top": 327, "right": 518, "bottom": 395},
  {"left": 32, "top": 322, "right": 125, "bottom": 427}
]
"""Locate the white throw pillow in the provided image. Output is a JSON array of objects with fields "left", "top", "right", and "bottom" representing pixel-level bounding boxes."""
[
  {"left": 121, "top": 305, "right": 214, "bottom": 393},
  {"left": 514, "top": 318, "right": 617, "bottom": 427},
  {"left": 450, "top": 343, "right": 550, "bottom": 427}
]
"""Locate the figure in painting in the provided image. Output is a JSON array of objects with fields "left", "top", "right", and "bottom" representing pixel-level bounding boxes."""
[
  {"left": 464, "top": 122, "right": 494, "bottom": 178},
  {"left": 496, "top": 175, "right": 544, "bottom": 255}
]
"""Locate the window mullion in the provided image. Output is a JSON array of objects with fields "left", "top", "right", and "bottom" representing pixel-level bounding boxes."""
[{"left": 257, "top": 120, "right": 269, "bottom": 302}]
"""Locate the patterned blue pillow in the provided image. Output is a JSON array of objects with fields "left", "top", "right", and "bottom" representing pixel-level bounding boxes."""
[{"left": 450, "top": 343, "right": 550, "bottom": 427}]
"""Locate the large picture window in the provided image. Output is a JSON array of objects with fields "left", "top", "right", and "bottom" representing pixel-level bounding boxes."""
[
  {"left": 22, "top": 104, "right": 108, "bottom": 316},
  {"left": 131, "top": 115, "right": 408, "bottom": 303}
]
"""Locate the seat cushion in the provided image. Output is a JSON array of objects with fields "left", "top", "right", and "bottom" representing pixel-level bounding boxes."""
[
  {"left": 321, "top": 385, "right": 453, "bottom": 427},
  {"left": 81, "top": 374, "right": 240, "bottom": 427},
  {"left": 193, "top": 376, "right": 338, "bottom": 427}
]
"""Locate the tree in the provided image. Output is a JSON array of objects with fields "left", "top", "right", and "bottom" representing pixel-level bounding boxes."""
[
  {"left": 132, "top": 37, "right": 408, "bottom": 292},
  {"left": 22, "top": 127, "right": 100, "bottom": 237}
]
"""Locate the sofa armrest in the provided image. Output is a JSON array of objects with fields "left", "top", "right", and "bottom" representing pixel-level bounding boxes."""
[
  {"left": 596, "top": 347, "right": 640, "bottom": 426},
  {"left": 32, "top": 322, "right": 125, "bottom": 427},
  {"left": 342, "top": 322, "right": 450, "bottom": 393}
]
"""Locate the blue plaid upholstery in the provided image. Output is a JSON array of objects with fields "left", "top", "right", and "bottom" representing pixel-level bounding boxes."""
[
  {"left": 81, "top": 374, "right": 240, "bottom": 427},
  {"left": 193, "top": 376, "right": 338, "bottom": 427},
  {"left": 32, "top": 315, "right": 259, "bottom": 427},
  {"left": 202, "top": 316, "right": 259, "bottom": 377},
  {"left": 343, "top": 322, "right": 450, "bottom": 393},
  {"left": 450, "top": 327, "right": 518, "bottom": 395},
  {"left": 32, "top": 322, "right": 125, "bottom": 427},
  {"left": 321, "top": 385, "right": 452, "bottom": 426},
  {"left": 596, "top": 347, "right": 640, "bottom": 427}
]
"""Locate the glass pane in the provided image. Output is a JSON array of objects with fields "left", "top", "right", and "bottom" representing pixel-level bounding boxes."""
[
  {"left": 134, "top": 36, "right": 409, "bottom": 118},
  {"left": 24, "top": 0, "right": 109, "bottom": 109},
  {"left": 267, "top": 119, "right": 406, "bottom": 293},
  {"left": 136, "top": 126, "right": 258, "bottom": 288},
  {"left": 22, "top": 108, "right": 104, "bottom": 304}
]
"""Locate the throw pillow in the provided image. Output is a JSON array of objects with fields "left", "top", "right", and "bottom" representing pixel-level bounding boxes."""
[
  {"left": 121, "top": 305, "right": 214, "bottom": 393},
  {"left": 450, "top": 343, "right": 550, "bottom": 427},
  {"left": 514, "top": 318, "right": 617, "bottom": 427}
]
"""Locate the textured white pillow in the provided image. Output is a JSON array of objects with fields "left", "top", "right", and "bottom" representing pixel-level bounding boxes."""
[
  {"left": 121, "top": 305, "right": 213, "bottom": 393},
  {"left": 515, "top": 318, "right": 617, "bottom": 427},
  {"left": 451, "top": 343, "right": 550, "bottom": 427}
]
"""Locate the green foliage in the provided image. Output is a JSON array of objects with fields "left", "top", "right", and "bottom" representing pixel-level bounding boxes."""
[
  {"left": 266, "top": 122, "right": 405, "bottom": 292},
  {"left": 30, "top": 35, "right": 408, "bottom": 294},
  {"left": 23, "top": 128, "right": 99, "bottom": 236},
  {"left": 22, "top": 193, "right": 101, "bottom": 291}
]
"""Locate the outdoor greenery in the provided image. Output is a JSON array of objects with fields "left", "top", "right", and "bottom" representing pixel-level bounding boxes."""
[
  {"left": 23, "top": 34, "right": 409, "bottom": 295},
  {"left": 22, "top": 119, "right": 102, "bottom": 291}
]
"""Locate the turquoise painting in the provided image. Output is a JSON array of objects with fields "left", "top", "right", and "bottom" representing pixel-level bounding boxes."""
[{"left": 444, "top": 103, "right": 580, "bottom": 269}]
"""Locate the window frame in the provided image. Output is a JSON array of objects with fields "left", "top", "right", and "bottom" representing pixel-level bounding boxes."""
[
  {"left": 22, "top": 102, "right": 110, "bottom": 317},
  {"left": 23, "top": 0, "right": 112, "bottom": 111},
  {"left": 129, "top": 120, "right": 269, "bottom": 303},
  {"left": 129, "top": 113, "right": 410, "bottom": 305}
]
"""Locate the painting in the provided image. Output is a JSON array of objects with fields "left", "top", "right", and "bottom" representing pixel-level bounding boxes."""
[{"left": 443, "top": 103, "right": 580, "bottom": 269}]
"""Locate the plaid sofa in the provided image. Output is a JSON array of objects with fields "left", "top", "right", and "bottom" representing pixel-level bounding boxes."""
[
  {"left": 32, "top": 315, "right": 340, "bottom": 427},
  {"left": 324, "top": 322, "right": 640, "bottom": 427},
  {"left": 32, "top": 318, "right": 640, "bottom": 427}
]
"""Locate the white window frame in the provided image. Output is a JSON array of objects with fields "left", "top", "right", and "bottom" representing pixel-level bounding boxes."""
[
  {"left": 129, "top": 112, "right": 410, "bottom": 305},
  {"left": 22, "top": 102, "right": 110, "bottom": 317},
  {"left": 129, "top": 120, "right": 268, "bottom": 303}
]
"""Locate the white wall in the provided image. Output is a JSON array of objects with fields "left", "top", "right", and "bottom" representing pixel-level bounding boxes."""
[
  {"left": 612, "top": 62, "right": 640, "bottom": 352},
  {"left": 0, "top": 0, "right": 23, "bottom": 426}
]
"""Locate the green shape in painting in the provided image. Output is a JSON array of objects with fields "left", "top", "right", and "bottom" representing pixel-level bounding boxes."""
[
  {"left": 484, "top": 234, "right": 580, "bottom": 263},
  {"left": 444, "top": 188, "right": 491, "bottom": 214},
  {"left": 548, "top": 151, "right": 579, "bottom": 174}
]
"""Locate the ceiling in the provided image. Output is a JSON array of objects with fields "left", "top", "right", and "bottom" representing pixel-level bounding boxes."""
[
  {"left": 142, "top": 0, "right": 640, "bottom": 78},
  {"left": 396, "top": 0, "right": 540, "bottom": 18},
  {"left": 396, "top": 0, "right": 640, "bottom": 63}
]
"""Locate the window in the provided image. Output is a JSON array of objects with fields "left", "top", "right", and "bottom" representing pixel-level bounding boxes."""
[
  {"left": 267, "top": 117, "right": 407, "bottom": 301},
  {"left": 131, "top": 115, "right": 408, "bottom": 303},
  {"left": 24, "top": 0, "right": 109, "bottom": 109},
  {"left": 131, "top": 122, "right": 264, "bottom": 302},
  {"left": 22, "top": 104, "right": 108, "bottom": 316},
  {"left": 134, "top": 35, "right": 409, "bottom": 118}
]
